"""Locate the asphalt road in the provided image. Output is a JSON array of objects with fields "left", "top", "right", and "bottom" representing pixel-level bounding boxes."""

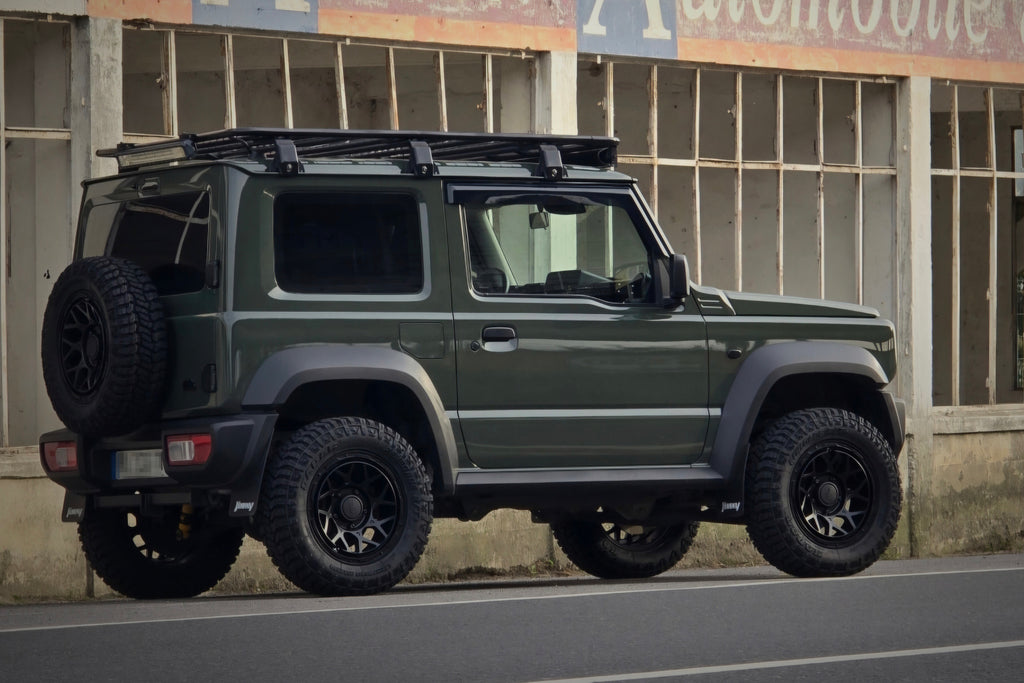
[{"left": 2, "top": 553, "right": 1023, "bottom": 682}]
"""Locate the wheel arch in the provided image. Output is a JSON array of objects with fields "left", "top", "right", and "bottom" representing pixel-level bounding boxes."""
[
  {"left": 709, "top": 341, "right": 905, "bottom": 506},
  {"left": 243, "top": 345, "right": 458, "bottom": 494}
]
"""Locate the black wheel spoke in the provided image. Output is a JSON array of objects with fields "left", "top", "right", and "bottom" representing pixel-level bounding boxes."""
[{"left": 312, "top": 456, "right": 401, "bottom": 560}]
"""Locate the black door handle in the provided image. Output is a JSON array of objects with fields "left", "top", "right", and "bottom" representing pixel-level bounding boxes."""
[{"left": 481, "top": 326, "right": 517, "bottom": 343}]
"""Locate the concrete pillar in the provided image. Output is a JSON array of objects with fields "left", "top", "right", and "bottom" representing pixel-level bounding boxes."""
[
  {"left": 533, "top": 51, "right": 577, "bottom": 135},
  {"left": 895, "top": 75, "right": 933, "bottom": 557},
  {"left": 70, "top": 16, "right": 122, "bottom": 214}
]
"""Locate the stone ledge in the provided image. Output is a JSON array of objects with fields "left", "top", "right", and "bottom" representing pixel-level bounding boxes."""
[{"left": 0, "top": 447, "right": 43, "bottom": 479}]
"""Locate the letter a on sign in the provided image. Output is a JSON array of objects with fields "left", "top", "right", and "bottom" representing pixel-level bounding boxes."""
[{"left": 578, "top": 0, "right": 679, "bottom": 58}]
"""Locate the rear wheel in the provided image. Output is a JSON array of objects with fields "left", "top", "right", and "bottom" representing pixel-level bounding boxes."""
[
  {"left": 552, "top": 519, "right": 700, "bottom": 579},
  {"left": 745, "top": 408, "right": 901, "bottom": 577},
  {"left": 79, "top": 507, "right": 243, "bottom": 599},
  {"left": 260, "top": 417, "right": 433, "bottom": 596}
]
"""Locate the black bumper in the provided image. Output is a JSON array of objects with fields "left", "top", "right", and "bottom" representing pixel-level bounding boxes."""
[{"left": 40, "top": 412, "right": 277, "bottom": 518}]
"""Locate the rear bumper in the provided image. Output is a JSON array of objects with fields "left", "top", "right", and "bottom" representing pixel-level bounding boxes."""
[{"left": 40, "top": 412, "right": 277, "bottom": 518}]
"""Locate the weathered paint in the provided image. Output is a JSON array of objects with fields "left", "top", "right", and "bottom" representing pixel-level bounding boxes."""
[
  {"left": 676, "top": 35, "right": 1024, "bottom": 83},
  {"left": 193, "top": 0, "right": 318, "bottom": 33},
  {"left": 86, "top": 0, "right": 192, "bottom": 24},
  {"left": 677, "top": 0, "right": 1024, "bottom": 63},
  {"left": 317, "top": 6, "right": 576, "bottom": 51},
  {"left": 914, "top": 431, "right": 1024, "bottom": 556}
]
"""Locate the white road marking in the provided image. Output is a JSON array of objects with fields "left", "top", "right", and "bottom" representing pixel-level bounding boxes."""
[
  {"left": 0, "top": 565, "right": 1020, "bottom": 634},
  {"left": 532, "top": 640, "right": 1024, "bottom": 682}
]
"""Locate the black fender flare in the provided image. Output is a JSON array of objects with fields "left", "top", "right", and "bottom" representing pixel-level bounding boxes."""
[
  {"left": 709, "top": 341, "right": 904, "bottom": 506},
  {"left": 243, "top": 345, "right": 459, "bottom": 494}
]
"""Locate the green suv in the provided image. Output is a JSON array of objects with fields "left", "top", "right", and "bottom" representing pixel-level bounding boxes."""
[{"left": 39, "top": 129, "right": 905, "bottom": 598}]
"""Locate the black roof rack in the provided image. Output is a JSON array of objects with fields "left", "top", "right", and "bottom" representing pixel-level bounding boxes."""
[{"left": 98, "top": 128, "right": 619, "bottom": 179}]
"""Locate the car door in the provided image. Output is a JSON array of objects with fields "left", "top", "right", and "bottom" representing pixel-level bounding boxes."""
[{"left": 447, "top": 183, "right": 709, "bottom": 469}]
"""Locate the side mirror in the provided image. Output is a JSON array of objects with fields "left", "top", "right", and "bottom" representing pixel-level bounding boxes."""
[{"left": 669, "top": 253, "right": 690, "bottom": 300}]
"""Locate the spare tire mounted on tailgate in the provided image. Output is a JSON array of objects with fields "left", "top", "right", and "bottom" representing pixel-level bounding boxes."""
[{"left": 41, "top": 256, "right": 167, "bottom": 437}]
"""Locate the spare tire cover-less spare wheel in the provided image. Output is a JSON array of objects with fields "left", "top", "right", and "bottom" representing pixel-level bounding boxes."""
[{"left": 41, "top": 256, "right": 168, "bottom": 437}]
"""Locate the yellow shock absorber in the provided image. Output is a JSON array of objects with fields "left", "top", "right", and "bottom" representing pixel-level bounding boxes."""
[{"left": 177, "top": 504, "right": 194, "bottom": 541}]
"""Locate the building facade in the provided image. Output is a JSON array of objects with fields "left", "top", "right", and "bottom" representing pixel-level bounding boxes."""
[{"left": 1, "top": 0, "right": 1023, "bottom": 575}]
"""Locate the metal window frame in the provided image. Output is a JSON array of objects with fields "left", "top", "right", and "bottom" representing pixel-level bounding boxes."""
[
  {"left": 123, "top": 27, "right": 531, "bottom": 137},
  {"left": 0, "top": 16, "right": 75, "bottom": 447},
  {"left": 930, "top": 83, "right": 1024, "bottom": 407}
]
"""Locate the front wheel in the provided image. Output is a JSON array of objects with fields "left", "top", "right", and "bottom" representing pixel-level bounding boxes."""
[
  {"left": 744, "top": 408, "right": 902, "bottom": 577},
  {"left": 260, "top": 417, "right": 433, "bottom": 596},
  {"left": 552, "top": 519, "right": 700, "bottom": 579},
  {"left": 79, "top": 508, "right": 244, "bottom": 599}
]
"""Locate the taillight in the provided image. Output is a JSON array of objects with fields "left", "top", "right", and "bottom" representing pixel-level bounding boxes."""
[
  {"left": 43, "top": 441, "right": 78, "bottom": 472},
  {"left": 165, "top": 434, "right": 212, "bottom": 466}
]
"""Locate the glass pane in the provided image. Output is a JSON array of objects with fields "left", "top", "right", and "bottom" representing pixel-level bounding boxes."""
[
  {"left": 343, "top": 45, "right": 389, "bottom": 130},
  {"left": 577, "top": 59, "right": 607, "bottom": 137},
  {"left": 958, "top": 86, "right": 990, "bottom": 170},
  {"left": 783, "top": 76, "right": 818, "bottom": 165},
  {"left": 782, "top": 171, "right": 819, "bottom": 298},
  {"left": 742, "top": 74, "right": 776, "bottom": 162},
  {"left": 444, "top": 52, "right": 485, "bottom": 133},
  {"left": 614, "top": 63, "right": 650, "bottom": 155},
  {"left": 290, "top": 40, "right": 339, "bottom": 129},
  {"left": 177, "top": 32, "right": 227, "bottom": 133},
  {"left": 658, "top": 65, "right": 695, "bottom": 160},
  {"left": 3, "top": 20, "right": 69, "bottom": 129},
  {"left": 274, "top": 193, "right": 423, "bottom": 294},
  {"left": 742, "top": 170, "right": 779, "bottom": 294},
  {"left": 862, "top": 82, "right": 895, "bottom": 168},
  {"left": 930, "top": 83, "right": 954, "bottom": 170},
  {"left": 460, "top": 193, "right": 653, "bottom": 304},
  {"left": 699, "top": 167, "right": 737, "bottom": 289},
  {"left": 234, "top": 36, "right": 285, "bottom": 127},
  {"left": 931, "top": 175, "right": 954, "bottom": 406},
  {"left": 699, "top": 70, "right": 736, "bottom": 160},
  {"left": 123, "top": 29, "right": 168, "bottom": 135},
  {"left": 394, "top": 49, "right": 440, "bottom": 131},
  {"left": 822, "top": 79, "right": 856, "bottom": 165}
]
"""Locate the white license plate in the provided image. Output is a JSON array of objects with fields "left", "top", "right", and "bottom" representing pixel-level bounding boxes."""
[{"left": 113, "top": 449, "right": 166, "bottom": 480}]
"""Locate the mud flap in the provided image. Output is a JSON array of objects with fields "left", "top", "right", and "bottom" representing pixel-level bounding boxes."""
[{"left": 62, "top": 492, "right": 88, "bottom": 522}]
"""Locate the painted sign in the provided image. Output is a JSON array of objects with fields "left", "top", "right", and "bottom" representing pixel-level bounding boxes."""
[
  {"left": 193, "top": 0, "right": 318, "bottom": 33},
  {"left": 677, "top": 0, "right": 1024, "bottom": 63},
  {"left": 578, "top": 0, "right": 677, "bottom": 58}
]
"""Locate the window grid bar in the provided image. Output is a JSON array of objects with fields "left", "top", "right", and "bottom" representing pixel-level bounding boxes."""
[
  {"left": 434, "top": 51, "right": 448, "bottom": 132},
  {"left": 735, "top": 71, "right": 743, "bottom": 291},
  {"left": 0, "top": 19, "right": 8, "bottom": 447},
  {"left": 986, "top": 87, "right": 998, "bottom": 405},
  {"left": 951, "top": 85, "right": 962, "bottom": 406},
  {"left": 282, "top": 38, "right": 294, "bottom": 129},
  {"left": 335, "top": 42, "right": 348, "bottom": 129},
  {"left": 163, "top": 31, "right": 178, "bottom": 136},
  {"left": 649, "top": 65, "right": 658, "bottom": 216},
  {"left": 776, "top": 73, "right": 785, "bottom": 296},
  {"left": 693, "top": 67, "right": 703, "bottom": 283},
  {"left": 817, "top": 77, "right": 826, "bottom": 299},
  {"left": 385, "top": 47, "right": 399, "bottom": 130},
  {"left": 483, "top": 54, "right": 494, "bottom": 134},
  {"left": 855, "top": 80, "right": 864, "bottom": 306},
  {"left": 223, "top": 34, "right": 237, "bottom": 128}
]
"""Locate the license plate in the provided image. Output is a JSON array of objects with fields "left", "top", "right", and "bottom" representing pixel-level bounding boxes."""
[{"left": 113, "top": 449, "right": 166, "bottom": 480}]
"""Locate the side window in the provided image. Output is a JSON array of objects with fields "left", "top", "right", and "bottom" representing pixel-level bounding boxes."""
[
  {"left": 274, "top": 193, "right": 423, "bottom": 294},
  {"left": 461, "top": 193, "right": 654, "bottom": 304},
  {"left": 108, "top": 192, "right": 209, "bottom": 296}
]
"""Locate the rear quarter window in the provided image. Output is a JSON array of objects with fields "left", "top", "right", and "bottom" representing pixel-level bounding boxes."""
[
  {"left": 106, "top": 191, "right": 210, "bottom": 296},
  {"left": 273, "top": 192, "right": 423, "bottom": 294}
]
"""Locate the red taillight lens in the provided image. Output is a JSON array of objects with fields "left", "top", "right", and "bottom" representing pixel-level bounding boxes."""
[
  {"left": 165, "top": 434, "right": 212, "bottom": 466},
  {"left": 43, "top": 441, "right": 78, "bottom": 472}
]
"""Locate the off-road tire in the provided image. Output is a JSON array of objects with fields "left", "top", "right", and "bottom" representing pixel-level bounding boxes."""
[
  {"left": 41, "top": 256, "right": 167, "bottom": 437},
  {"left": 552, "top": 519, "right": 700, "bottom": 579},
  {"left": 260, "top": 417, "right": 433, "bottom": 596},
  {"left": 745, "top": 407, "right": 901, "bottom": 577},
  {"left": 79, "top": 508, "right": 244, "bottom": 599}
]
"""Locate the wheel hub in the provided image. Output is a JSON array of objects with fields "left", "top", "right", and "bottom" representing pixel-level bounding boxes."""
[
  {"left": 338, "top": 494, "right": 366, "bottom": 524},
  {"left": 815, "top": 480, "right": 842, "bottom": 511}
]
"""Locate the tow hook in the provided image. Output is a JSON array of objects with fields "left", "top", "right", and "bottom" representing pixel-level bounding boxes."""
[{"left": 177, "top": 504, "right": 194, "bottom": 541}]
